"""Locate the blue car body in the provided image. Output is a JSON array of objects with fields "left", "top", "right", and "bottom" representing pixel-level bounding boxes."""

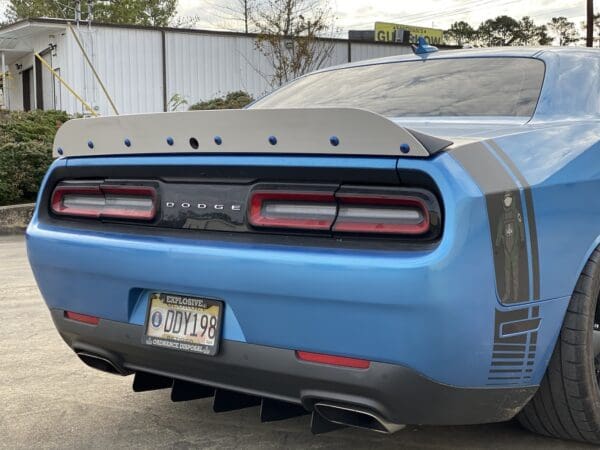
[{"left": 27, "top": 47, "right": 600, "bottom": 430}]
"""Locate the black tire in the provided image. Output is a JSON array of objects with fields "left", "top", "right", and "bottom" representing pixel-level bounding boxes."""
[{"left": 518, "top": 247, "right": 600, "bottom": 444}]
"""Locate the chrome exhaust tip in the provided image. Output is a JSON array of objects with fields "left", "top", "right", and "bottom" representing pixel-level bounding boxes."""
[{"left": 313, "top": 402, "right": 405, "bottom": 434}]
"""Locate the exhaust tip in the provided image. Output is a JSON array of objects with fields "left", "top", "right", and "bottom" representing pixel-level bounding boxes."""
[
  {"left": 313, "top": 402, "right": 404, "bottom": 434},
  {"left": 76, "top": 352, "right": 126, "bottom": 375}
]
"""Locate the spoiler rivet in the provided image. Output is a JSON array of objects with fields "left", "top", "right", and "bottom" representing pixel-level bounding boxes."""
[
  {"left": 124, "top": 138, "right": 131, "bottom": 147},
  {"left": 330, "top": 136, "right": 340, "bottom": 147},
  {"left": 57, "top": 147, "right": 63, "bottom": 155},
  {"left": 166, "top": 137, "right": 174, "bottom": 146},
  {"left": 400, "top": 143, "right": 410, "bottom": 154},
  {"left": 87, "top": 140, "right": 94, "bottom": 149},
  {"left": 268, "top": 136, "right": 278, "bottom": 146},
  {"left": 214, "top": 136, "right": 222, "bottom": 146}
]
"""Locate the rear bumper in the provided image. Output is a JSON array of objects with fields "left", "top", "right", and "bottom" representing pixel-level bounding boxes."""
[
  {"left": 27, "top": 155, "right": 570, "bottom": 390},
  {"left": 52, "top": 309, "right": 536, "bottom": 426}
]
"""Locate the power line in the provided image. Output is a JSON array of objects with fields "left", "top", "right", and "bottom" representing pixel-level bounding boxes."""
[
  {"left": 342, "top": 0, "right": 519, "bottom": 29},
  {"left": 399, "top": 0, "right": 523, "bottom": 25},
  {"left": 342, "top": 1, "right": 584, "bottom": 33},
  {"left": 586, "top": 0, "right": 594, "bottom": 46},
  {"left": 527, "top": 5, "right": 585, "bottom": 20}
]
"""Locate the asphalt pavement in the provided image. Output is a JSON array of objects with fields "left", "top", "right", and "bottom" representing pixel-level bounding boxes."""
[{"left": 0, "top": 235, "right": 591, "bottom": 449}]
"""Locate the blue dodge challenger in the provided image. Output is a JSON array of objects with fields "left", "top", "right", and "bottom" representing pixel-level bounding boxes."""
[{"left": 27, "top": 46, "right": 600, "bottom": 443}]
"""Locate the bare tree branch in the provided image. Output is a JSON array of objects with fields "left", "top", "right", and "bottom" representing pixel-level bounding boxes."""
[{"left": 251, "top": 0, "right": 337, "bottom": 88}]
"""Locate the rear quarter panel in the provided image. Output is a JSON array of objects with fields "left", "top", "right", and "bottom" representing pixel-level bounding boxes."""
[{"left": 492, "top": 121, "right": 600, "bottom": 300}]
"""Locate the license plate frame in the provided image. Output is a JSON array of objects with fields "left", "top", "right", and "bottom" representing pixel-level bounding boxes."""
[{"left": 143, "top": 292, "right": 223, "bottom": 356}]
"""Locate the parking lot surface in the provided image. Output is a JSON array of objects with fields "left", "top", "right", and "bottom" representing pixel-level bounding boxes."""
[{"left": 0, "top": 235, "right": 591, "bottom": 449}]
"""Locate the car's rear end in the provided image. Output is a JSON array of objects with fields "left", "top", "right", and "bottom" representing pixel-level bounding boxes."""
[{"left": 26, "top": 51, "right": 571, "bottom": 433}]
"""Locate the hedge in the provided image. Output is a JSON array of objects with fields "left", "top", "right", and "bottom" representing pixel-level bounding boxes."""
[
  {"left": 0, "top": 93, "right": 255, "bottom": 206},
  {"left": 189, "top": 91, "right": 254, "bottom": 110},
  {"left": 0, "top": 110, "right": 69, "bottom": 206}
]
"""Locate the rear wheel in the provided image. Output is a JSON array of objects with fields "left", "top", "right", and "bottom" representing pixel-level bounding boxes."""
[{"left": 518, "top": 247, "right": 600, "bottom": 444}]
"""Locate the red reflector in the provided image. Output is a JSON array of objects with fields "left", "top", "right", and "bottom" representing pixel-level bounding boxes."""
[
  {"left": 51, "top": 184, "right": 157, "bottom": 220},
  {"left": 64, "top": 311, "right": 100, "bottom": 325},
  {"left": 249, "top": 191, "right": 336, "bottom": 230},
  {"left": 296, "top": 351, "right": 370, "bottom": 369}
]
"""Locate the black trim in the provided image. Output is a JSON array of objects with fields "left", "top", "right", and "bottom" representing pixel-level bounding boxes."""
[
  {"left": 488, "top": 140, "right": 541, "bottom": 300},
  {"left": 22, "top": 67, "right": 32, "bottom": 111},
  {"left": 161, "top": 30, "right": 167, "bottom": 113},
  {"left": 347, "top": 40, "right": 352, "bottom": 63},
  {"left": 51, "top": 309, "right": 537, "bottom": 426},
  {"left": 451, "top": 142, "right": 530, "bottom": 304},
  {"left": 35, "top": 56, "right": 43, "bottom": 109}
]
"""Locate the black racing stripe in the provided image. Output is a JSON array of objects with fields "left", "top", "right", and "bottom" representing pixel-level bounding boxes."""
[
  {"left": 488, "top": 377, "right": 521, "bottom": 380},
  {"left": 500, "top": 318, "right": 541, "bottom": 336},
  {"left": 492, "top": 353, "right": 526, "bottom": 359},
  {"left": 495, "top": 308, "right": 529, "bottom": 323},
  {"left": 493, "top": 344, "right": 526, "bottom": 351},
  {"left": 451, "top": 142, "right": 522, "bottom": 193},
  {"left": 451, "top": 142, "right": 530, "bottom": 304},
  {"left": 491, "top": 361, "right": 525, "bottom": 367},
  {"left": 489, "top": 140, "right": 540, "bottom": 300}
]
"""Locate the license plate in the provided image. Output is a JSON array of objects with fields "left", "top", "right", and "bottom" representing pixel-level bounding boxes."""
[{"left": 143, "top": 292, "right": 223, "bottom": 356}]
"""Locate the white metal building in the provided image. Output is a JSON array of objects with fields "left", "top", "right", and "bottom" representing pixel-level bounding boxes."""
[{"left": 0, "top": 18, "right": 419, "bottom": 116}]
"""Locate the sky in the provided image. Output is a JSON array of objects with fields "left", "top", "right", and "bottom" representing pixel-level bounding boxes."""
[{"left": 177, "top": 0, "right": 589, "bottom": 33}]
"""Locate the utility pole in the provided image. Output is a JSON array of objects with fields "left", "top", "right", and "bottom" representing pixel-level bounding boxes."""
[
  {"left": 244, "top": 0, "right": 249, "bottom": 34},
  {"left": 587, "top": 0, "right": 594, "bottom": 47},
  {"left": 75, "top": 0, "right": 81, "bottom": 25},
  {"left": 87, "top": 0, "right": 94, "bottom": 30}
]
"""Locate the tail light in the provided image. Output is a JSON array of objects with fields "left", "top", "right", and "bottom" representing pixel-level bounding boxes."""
[
  {"left": 248, "top": 188, "right": 337, "bottom": 230},
  {"left": 51, "top": 184, "right": 157, "bottom": 220},
  {"left": 248, "top": 185, "right": 437, "bottom": 237},
  {"left": 333, "top": 192, "right": 429, "bottom": 235}
]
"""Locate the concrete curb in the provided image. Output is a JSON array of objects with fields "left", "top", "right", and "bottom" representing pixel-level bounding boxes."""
[{"left": 0, "top": 203, "right": 35, "bottom": 235}]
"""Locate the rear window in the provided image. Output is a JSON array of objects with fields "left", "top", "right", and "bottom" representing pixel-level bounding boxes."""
[{"left": 252, "top": 57, "right": 545, "bottom": 118}]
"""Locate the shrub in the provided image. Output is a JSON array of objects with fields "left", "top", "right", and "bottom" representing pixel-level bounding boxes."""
[
  {"left": 0, "top": 110, "right": 69, "bottom": 206},
  {"left": 188, "top": 91, "right": 254, "bottom": 111},
  {"left": 0, "top": 110, "right": 69, "bottom": 143},
  {"left": 0, "top": 141, "right": 54, "bottom": 205}
]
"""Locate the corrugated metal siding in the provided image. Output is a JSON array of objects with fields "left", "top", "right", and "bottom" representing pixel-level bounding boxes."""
[
  {"left": 16, "top": 24, "right": 417, "bottom": 115},
  {"left": 165, "top": 31, "right": 274, "bottom": 110},
  {"left": 165, "top": 35, "right": 357, "bottom": 109},
  {"left": 328, "top": 41, "right": 351, "bottom": 66},
  {"left": 350, "top": 42, "right": 413, "bottom": 62},
  {"left": 66, "top": 27, "right": 163, "bottom": 116},
  {"left": 61, "top": 28, "right": 89, "bottom": 115}
]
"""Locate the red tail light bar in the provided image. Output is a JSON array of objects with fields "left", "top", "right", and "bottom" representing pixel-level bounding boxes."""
[
  {"left": 333, "top": 193, "right": 430, "bottom": 235},
  {"left": 248, "top": 185, "right": 437, "bottom": 237},
  {"left": 249, "top": 191, "right": 337, "bottom": 230},
  {"left": 51, "top": 184, "right": 157, "bottom": 221}
]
